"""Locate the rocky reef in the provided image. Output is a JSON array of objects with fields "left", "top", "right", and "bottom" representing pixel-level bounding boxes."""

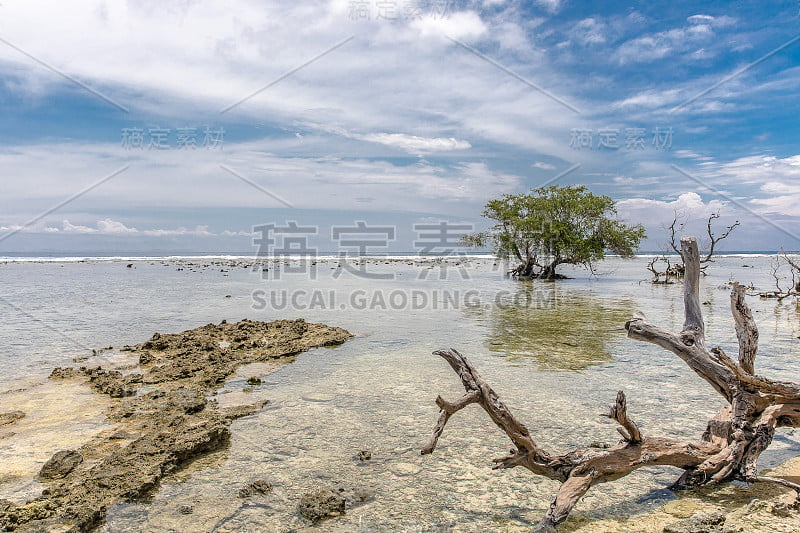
[{"left": 0, "top": 319, "right": 351, "bottom": 532}]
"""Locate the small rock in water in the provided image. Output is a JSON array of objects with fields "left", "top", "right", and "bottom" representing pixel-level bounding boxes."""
[
  {"left": 663, "top": 512, "right": 725, "bottom": 533},
  {"left": 246, "top": 376, "right": 262, "bottom": 386},
  {"left": 298, "top": 489, "right": 346, "bottom": 523},
  {"left": 746, "top": 499, "right": 768, "bottom": 513},
  {"left": 49, "top": 367, "right": 79, "bottom": 379},
  {"left": 238, "top": 479, "right": 273, "bottom": 498},
  {"left": 39, "top": 450, "right": 83, "bottom": 480},
  {"left": 356, "top": 450, "right": 372, "bottom": 461},
  {"left": 0, "top": 411, "right": 24, "bottom": 428},
  {"left": 771, "top": 501, "right": 792, "bottom": 517}
]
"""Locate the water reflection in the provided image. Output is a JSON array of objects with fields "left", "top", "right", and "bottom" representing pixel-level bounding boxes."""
[{"left": 465, "top": 281, "right": 633, "bottom": 370}]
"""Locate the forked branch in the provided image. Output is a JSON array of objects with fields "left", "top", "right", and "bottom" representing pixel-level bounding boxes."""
[
  {"left": 423, "top": 348, "right": 722, "bottom": 531},
  {"left": 603, "top": 390, "right": 642, "bottom": 443}
]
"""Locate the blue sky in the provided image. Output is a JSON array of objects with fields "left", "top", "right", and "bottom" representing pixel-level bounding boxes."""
[{"left": 0, "top": 0, "right": 799, "bottom": 254}]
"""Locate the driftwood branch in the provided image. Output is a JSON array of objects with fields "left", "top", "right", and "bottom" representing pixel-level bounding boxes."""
[
  {"left": 425, "top": 235, "right": 800, "bottom": 530},
  {"left": 602, "top": 390, "right": 642, "bottom": 444},
  {"left": 423, "top": 348, "right": 721, "bottom": 531},
  {"left": 731, "top": 282, "right": 758, "bottom": 374}
]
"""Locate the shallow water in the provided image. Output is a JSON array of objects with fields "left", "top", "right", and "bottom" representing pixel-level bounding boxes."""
[{"left": 1, "top": 255, "right": 799, "bottom": 531}]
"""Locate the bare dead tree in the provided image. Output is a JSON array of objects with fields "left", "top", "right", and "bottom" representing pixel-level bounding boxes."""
[
  {"left": 649, "top": 211, "right": 739, "bottom": 282},
  {"left": 760, "top": 253, "right": 800, "bottom": 301},
  {"left": 425, "top": 236, "right": 800, "bottom": 531},
  {"left": 783, "top": 251, "right": 800, "bottom": 290},
  {"left": 669, "top": 212, "right": 740, "bottom": 272},
  {"left": 701, "top": 212, "right": 740, "bottom": 267},
  {"left": 646, "top": 254, "right": 680, "bottom": 284}
]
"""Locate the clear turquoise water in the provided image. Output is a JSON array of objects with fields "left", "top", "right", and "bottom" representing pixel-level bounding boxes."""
[{"left": 0, "top": 255, "right": 798, "bottom": 531}]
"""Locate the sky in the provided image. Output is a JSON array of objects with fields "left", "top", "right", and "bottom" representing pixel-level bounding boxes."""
[{"left": 0, "top": 0, "right": 799, "bottom": 254}]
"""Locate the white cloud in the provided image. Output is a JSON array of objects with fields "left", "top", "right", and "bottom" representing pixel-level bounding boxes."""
[
  {"left": 615, "top": 36, "right": 673, "bottom": 64},
  {"left": 307, "top": 123, "right": 473, "bottom": 154},
  {"left": 142, "top": 225, "right": 214, "bottom": 237},
  {"left": 533, "top": 0, "right": 562, "bottom": 14},
  {"left": 618, "top": 192, "right": 725, "bottom": 214},
  {"left": 613, "top": 88, "right": 681, "bottom": 108},
  {"left": 687, "top": 14, "right": 715, "bottom": 25},
  {"left": 0, "top": 0, "right": 595, "bottom": 187},
  {"left": 493, "top": 21, "right": 533, "bottom": 52},
  {"left": 97, "top": 218, "right": 138, "bottom": 234},
  {"left": 616, "top": 193, "right": 731, "bottom": 244},
  {"left": 673, "top": 150, "right": 703, "bottom": 159},
  {"left": 714, "top": 155, "right": 800, "bottom": 217},
  {"left": 57, "top": 218, "right": 216, "bottom": 237},
  {"left": 411, "top": 11, "right": 488, "bottom": 41},
  {"left": 687, "top": 14, "right": 737, "bottom": 27},
  {"left": 612, "top": 175, "right": 661, "bottom": 186},
  {"left": 0, "top": 0, "right": 788, "bottom": 252},
  {"left": 640, "top": 155, "right": 800, "bottom": 235},
  {"left": 62, "top": 220, "right": 100, "bottom": 234},
  {"left": 615, "top": 21, "right": 718, "bottom": 64},
  {"left": 352, "top": 132, "right": 471, "bottom": 154},
  {"left": 572, "top": 18, "right": 607, "bottom": 44},
  {"left": 0, "top": 224, "right": 25, "bottom": 232},
  {"left": 0, "top": 139, "right": 525, "bottom": 224}
]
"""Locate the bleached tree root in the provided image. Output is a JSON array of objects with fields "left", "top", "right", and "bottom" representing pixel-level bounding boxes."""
[{"left": 423, "top": 237, "right": 800, "bottom": 531}]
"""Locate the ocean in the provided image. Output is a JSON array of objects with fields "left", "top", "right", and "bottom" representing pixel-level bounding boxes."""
[{"left": 1, "top": 254, "right": 798, "bottom": 531}]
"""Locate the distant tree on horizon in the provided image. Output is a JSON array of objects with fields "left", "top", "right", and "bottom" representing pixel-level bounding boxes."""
[{"left": 463, "top": 185, "right": 646, "bottom": 280}]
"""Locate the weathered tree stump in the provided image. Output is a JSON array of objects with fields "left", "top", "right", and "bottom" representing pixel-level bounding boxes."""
[{"left": 423, "top": 236, "right": 800, "bottom": 531}]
